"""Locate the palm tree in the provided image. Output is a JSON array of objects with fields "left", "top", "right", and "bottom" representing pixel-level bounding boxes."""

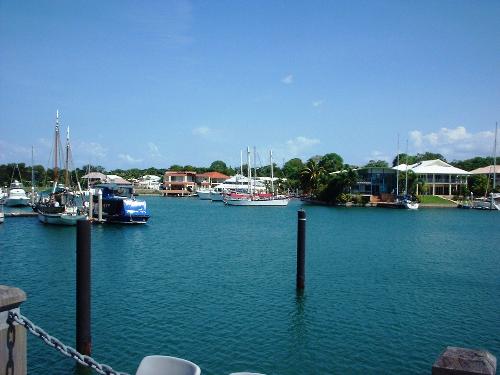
[{"left": 300, "top": 160, "right": 325, "bottom": 196}]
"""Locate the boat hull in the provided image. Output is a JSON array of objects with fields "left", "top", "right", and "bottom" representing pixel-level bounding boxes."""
[
  {"left": 197, "top": 190, "right": 212, "bottom": 200},
  {"left": 225, "top": 198, "right": 289, "bottom": 206},
  {"left": 211, "top": 192, "right": 225, "bottom": 201},
  {"left": 38, "top": 212, "right": 87, "bottom": 225},
  {"left": 4, "top": 197, "right": 30, "bottom": 207}
]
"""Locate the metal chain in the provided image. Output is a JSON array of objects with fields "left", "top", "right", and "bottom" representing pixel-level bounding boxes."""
[{"left": 7, "top": 311, "right": 130, "bottom": 375}]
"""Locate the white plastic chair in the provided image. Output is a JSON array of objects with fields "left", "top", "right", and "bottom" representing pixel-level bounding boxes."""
[{"left": 136, "top": 355, "right": 201, "bottom": 375}]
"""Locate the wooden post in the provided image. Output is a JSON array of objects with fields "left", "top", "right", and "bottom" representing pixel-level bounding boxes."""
[
  {"left": 76, "top": 220, "right": 91, "bottom": 355},
  {"left": 88, "top": 191, "right": 93, "bottom": 221},
  {"left": 97, "top": 189, "right": 103, "bottom": 222},
  {"left": 296, "top": 209, "right": 306, "bottom": 290},
  {"left": 432, "top": 347, "right": 496, "bottom": 375},
  {"left": 0, "top": 285, "right": 27, "bottom": 375}
]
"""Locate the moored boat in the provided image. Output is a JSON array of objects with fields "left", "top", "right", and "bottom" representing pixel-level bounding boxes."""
[
  {"left": 90, "top": 183, "right": 150, "bottom": 224},
  {"left": 225, "top": 148, "right": 289, "bottom": 207},
  {"left": 36, "top": 111, "right": 87, "bottom": 225},
  {"left": 4, "top": 180, "right": 30, "bottom": 207}
]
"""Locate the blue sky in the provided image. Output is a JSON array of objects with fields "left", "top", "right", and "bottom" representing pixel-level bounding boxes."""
[{"left": 1, "top": 0, "right": 499, "bottom": 169}]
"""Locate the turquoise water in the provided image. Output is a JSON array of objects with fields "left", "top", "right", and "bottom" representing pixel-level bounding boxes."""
[{"left": 1, "top": 198, "right": 499, "bottom": 374}]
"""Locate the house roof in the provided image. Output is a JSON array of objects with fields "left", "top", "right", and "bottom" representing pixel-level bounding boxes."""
[
  {"left": 394, "top": 159, "right": 471, "bottom": 175},
  {"left": 105, "top": 175, "right": 132, "bottom": 184},
  {"left": 197, "top": 171, "right": 229, "bottom": 179},
  {"left": 165, "top": 171, "right": 197, "bottom": 176},
  {"left": 82, "top": 172, "right": 107, "bottom": 180},
  {"left": 469, "top": 165, "right": 500, "bottom": 174}
]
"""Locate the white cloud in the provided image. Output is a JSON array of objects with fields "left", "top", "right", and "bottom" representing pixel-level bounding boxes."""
[
  {"left": 312, "top": 99, "right": 324, "bottom": 107},
  {"left": 281, "top": 74, "right": 294, "bottom": 85},
  {"left": 286, "top": 136, "right": 320, "bottom": 156},
  {"left": 192, "top": 126, "right": 211, "bottom": 136},
  {"left": 118, "top": 153, "right": 143, "bottom": 164},
  {"left": 409, "top": 126, "right": 495, "bottom": 160}
]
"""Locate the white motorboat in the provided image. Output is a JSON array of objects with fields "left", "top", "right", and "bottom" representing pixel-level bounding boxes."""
[
  {"left": 196, "top": 188, "right": 212, "bottom": 200},
  {"left": 4, "top": 180, "right": 30, "bottom": 207},
  {"left": 0, "top": 204, "right": 4, "bottom": 224},
  {"left": 471, "top": 193, "right": 500, "bottom": 211}
]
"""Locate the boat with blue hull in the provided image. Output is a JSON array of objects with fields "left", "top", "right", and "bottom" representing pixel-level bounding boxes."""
[{"left": 91, "top": 183, "right": 150, "bottom": 224}]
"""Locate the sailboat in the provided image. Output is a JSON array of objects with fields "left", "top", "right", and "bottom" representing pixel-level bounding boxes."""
[
  {"left": 36, "top": 111, "right": 87, "bottom": 225},
  {"left": 386, "top": 137, "right": 418, "bottom": 209},
  {"left": 225, "top": 148, "right": 289, "bottom": 206},
  {"left": 471, "top": 122, "right": 499, "bottom": 211}
]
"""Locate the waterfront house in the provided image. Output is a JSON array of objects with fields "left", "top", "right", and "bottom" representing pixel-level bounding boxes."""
[
  {"left": 469, "top": 165, "right": 500, "bottom": 188},
  {"left": 137, "top": 175, "right": 162, "bottom": 190},
  {"left": 196, "top": 171, "right": 229, "bottom": 190},
  {"left": 352, "top": 167, "right": 397, "bottom": 202},
  {"left": 163, "top": 171, "right": 196, "bottom": 196},
  {"left": 82, "top": 173, "right": 132, "bottom": 186},
  {"left": 81, "top": 172, "right": 107, "bottom": 186},
  {"left": 394, "top": 159, "right": 470, "bottom": 196}
]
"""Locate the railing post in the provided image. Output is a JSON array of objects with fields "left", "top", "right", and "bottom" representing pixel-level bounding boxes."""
[
  {"left": 296, "top": 209, "right": 306, "bottom": 290},
  {"left": 76, "top": 219, "right": 92, "bottom": 356},
  {"left": 0, "top": 285, "right": 27, "bottom": 375}
]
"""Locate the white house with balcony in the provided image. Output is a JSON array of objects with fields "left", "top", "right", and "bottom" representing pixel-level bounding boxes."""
[
  {"left": 394, "top": 159, "right": 471, "bottom": 196},
  {"left": 137, "top": 175, "right": 161, "bottom": 190}
]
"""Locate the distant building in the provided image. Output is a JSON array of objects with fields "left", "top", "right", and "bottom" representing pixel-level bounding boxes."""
[
  {"left": 196, "top": 171, "right": 229, "bottom": 190},
  {"left": 163, "top": 171, "right": 196, "bottom": 196},
  {"left": 352, "top": 167, "right": 397, "bottom": 202},
  {"left": 469, "top": 165, "right": 500, "bottom": 188},
  {"left": 81, "top": 172, "right": 107, "bottom": 186},
  {"left": 394, "top": 159, "right": 470, "bottom": 196},
  {"left": 82, "top": 173, "right": 132, "bottom": 186},
  {"left": 137, "top": 175, "right": 162, "bottom": 190}
]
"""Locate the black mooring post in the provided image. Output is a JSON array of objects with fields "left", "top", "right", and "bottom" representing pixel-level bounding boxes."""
[
  {"left": 296, "top": 210, "right": 306, "bottom": 290},
  {"left": 76, "top": 219, "right": 91, "bottom": 356}
]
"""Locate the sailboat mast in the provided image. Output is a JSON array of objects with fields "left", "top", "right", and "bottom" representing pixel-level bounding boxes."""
[
  {"left": 494, "top": 122, "right": 497, "bottom": 190},
  {"left": 240, "top": 150, "right": 243, "bottom": 176},
  {"left": 253, "top": 146, "right": 257, "bottom": 194},
  {"left": 270, "top": 150, "right": 274, "bottom": 194},
  {"left": 405, "top": 139, "right": 409, "bottom": 196},
  {"left": 247, "top": 147, "right": 252, "bottom": 194},
  {"left": 64, "top": 127, "right": 70, "bottom": 187},
  {"left": 54, "top": 110, "right": 59, "bottom": 185},
  {"left": 396, "top": 134, "right": 400, "bottom": 197},
  {"left": 31, "top": 145, "right": 35, "bottom": 205}
]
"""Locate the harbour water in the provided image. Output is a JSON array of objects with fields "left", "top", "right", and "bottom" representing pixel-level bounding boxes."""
[{"left": 1, "top": 198, "right": 499, "bottom": 374}]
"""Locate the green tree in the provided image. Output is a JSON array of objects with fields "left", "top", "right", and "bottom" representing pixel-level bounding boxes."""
[
  {"left": 209, "top": 160, "right": 228, "bottom": 174},
  {"left": 469, "top": 174, "right": 489, "bottom": 196},
  {"left": 364, "top": 160, "right": 389, "bottom": 168},
  {"left": 300, "top": 160, "right": 325, "bottom": 195},
  {"left": 318, "top": 153, "right": 344, "bottom": 173}
]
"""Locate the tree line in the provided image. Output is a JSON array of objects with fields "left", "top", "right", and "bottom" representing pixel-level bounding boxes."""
[{"left": 1, "top": 153, "right": 496, "bottom": 198}]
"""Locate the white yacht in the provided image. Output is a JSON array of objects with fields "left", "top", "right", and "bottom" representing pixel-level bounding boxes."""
[
  {"left": 210, "top": 174, "right": 267, "bottom": 201},
  {"left": 4, "top": 180, "right": 30, "bottom": 207},
  {"left": 196, "top": 188, "right": 213, "bottom": 200}
]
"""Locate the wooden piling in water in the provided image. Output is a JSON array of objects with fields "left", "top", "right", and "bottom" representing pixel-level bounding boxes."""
[
  {"left": 296, "top": 209, "right": 306, "bottom": 290},
  {"left": 76, "top": 220, "right": 91, "bottom": 356}
]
